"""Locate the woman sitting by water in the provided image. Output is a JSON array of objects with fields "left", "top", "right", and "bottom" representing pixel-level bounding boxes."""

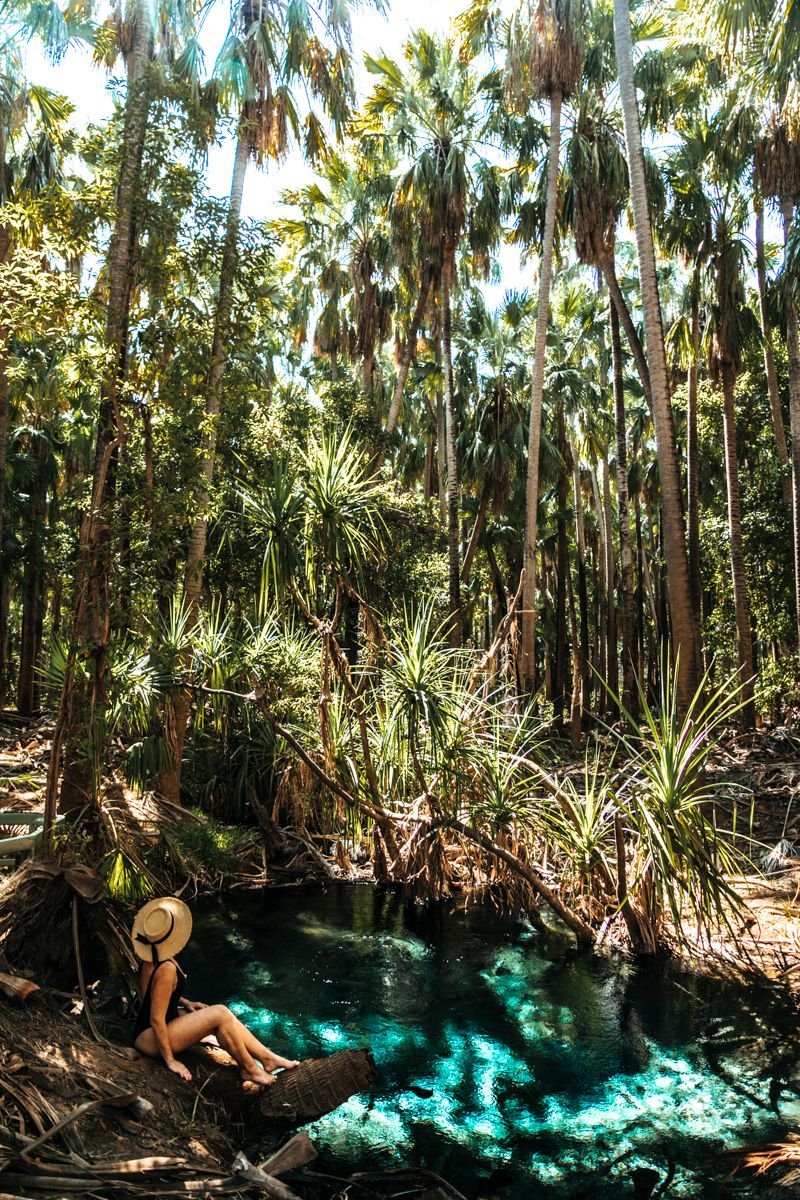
[{"left": 131, "top": 896, "right": 299, "bottom": 1086}]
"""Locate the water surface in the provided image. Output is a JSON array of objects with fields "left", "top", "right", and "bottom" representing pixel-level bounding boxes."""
[{"left": 184, "top": 885, "right": 792, "bottom": 1198}]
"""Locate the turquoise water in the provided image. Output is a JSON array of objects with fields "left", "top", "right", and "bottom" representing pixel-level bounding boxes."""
[{"left": 184, "top": 886, "right": 792, "bottom": 1197}]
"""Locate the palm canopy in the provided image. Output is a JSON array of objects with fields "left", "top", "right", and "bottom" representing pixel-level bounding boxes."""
[
  {"left": 214, "top": 0, "right": 386, "bottom": 165},
  {"left": 361, "top": 32, "right": 502, "bottom": 273}
]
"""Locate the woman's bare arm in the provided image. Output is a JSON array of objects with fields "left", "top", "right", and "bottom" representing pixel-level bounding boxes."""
[{"left": 148, "top": 963, "right": 190, "bottom": 1079}]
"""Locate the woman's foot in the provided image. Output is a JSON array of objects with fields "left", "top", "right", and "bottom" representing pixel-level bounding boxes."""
[
  {"left": 260, "top": 1051, "right": 300, "bottom": 1071},
  {"left": 241, "top": 1066, "right": 277, "bottom": 1086}
]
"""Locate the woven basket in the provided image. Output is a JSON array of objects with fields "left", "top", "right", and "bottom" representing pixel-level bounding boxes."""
[{"left": 259, "top": 1048, "right": 377, "bottom": 1127}]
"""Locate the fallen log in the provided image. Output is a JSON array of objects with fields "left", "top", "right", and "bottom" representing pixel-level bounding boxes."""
[
  {"left": 182, "top": 1045, "right": 377, "bottom": 1131},
  {"left": 0, "top": 971, "right": 39, "bottom": 1005}
]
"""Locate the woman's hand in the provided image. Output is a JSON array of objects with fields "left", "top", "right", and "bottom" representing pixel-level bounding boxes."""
[
  {"left": 181, "top": 999, "right": 207, "bottom": 1012},
  {"left": 166, "top": 1059, "right": 193, "bottom": 1083}
]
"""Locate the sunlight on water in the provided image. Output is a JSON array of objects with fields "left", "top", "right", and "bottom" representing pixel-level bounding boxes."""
[{"left": 187, "top": 888, "right": 787, "bottom": 1198}]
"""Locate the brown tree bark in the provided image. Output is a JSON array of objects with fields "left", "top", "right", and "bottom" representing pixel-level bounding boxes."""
[
  {"left": 613, "top": 0, "right": 700, "bottom": 710},
  {"left": 610, "top": 302, "right": 639, "bottom": 717}
]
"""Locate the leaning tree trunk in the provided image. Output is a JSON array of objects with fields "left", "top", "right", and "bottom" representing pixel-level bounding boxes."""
[
  {"left": 610, "top": 302, "right": 639, "bottom": 718},
  {"left": 440, "top": 239, "right": 461, "bottom": 647},
  {"left": 521, "top": 85, "right": 562, "bottom": 692},
  {"left": 385, "top": 273, "right": 431, "bottom": 436},
  {"left": 719, "top": 358, "right": 755, "bottom": 727},
  {"left": 755, "top": 202, "right": 792, "bottom": 510},
  {"left": 781, "top": 197, "right": 800, "bottom": 649},
  {"left": 612, "top": 0, "right": 699, "bottom": 711},
  {"left": 53, "top": 4, "right": 154, "bottom": 817},
  {"left": 158, "top": 133, "right": 250, "bottom": 804}
]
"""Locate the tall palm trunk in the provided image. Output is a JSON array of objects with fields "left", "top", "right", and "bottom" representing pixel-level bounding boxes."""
[
  {"left": 756, "top": 201, "right": 792, "bottom": 511},
  {"left": 719, "top": 356, "right": 755, "bottom": 726},
  {"left": 601, "top": 452, "right": 619, "bottom": 708},
  {"left": 385, "top": 275, "right": 431, "bottom": 436},
  {"left": 159, "top": 133, "right": 250, "bottom": 803},
  {"left": 52, "top": 4, "right": 154, "bottom": 818},
  {"left": 569, "top": 437, "right": 590, "bottom": 718},
  {"left": 612, "top": 0, "right": 699, "bottom": 710},
  {"left": 554, "top": 399, "right": 569, "bottom": 727},
  {"left": 521, "top": 86, "right": 562, "bottom": 691},
  {"left": 440, "top": 240, "right": 461, "bottom": 646},
  {"left": 780, "top": 197, "right": 800, "bottom": 649},
  {"left": 598, "top": 248, "right": 653, "bottom": 412},
  {"left": 686, "top": 284, "right": 702, "bottom": 664},
  {"left": 610, "top": 302, "right": 638, "bottom": 717}
]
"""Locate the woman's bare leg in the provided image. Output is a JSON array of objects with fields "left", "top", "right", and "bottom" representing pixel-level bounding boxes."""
[
  {"left": 234, "top": 1021, "right": 299, "bottom": 1071},
  {"left": 135, "top": 1006, "right": 276, "bottom": 1084}
]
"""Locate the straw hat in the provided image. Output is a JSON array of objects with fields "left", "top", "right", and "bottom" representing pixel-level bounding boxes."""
[{"left": 131, "top": 897, "right": 192, "bottom": 963}]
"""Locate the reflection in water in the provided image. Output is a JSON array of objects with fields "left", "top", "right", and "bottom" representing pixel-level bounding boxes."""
[{"left": 185, "top": 886, "right": 787, "bottom": 1198}]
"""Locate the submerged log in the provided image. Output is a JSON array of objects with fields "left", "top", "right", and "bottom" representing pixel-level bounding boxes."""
[{"left": 183, "top": 1045, "right": 377, "bottom": 1131}]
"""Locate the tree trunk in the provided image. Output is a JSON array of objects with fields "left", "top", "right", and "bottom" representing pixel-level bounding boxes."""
[
  {"left": 755, "top": 201, "right": 792, "bottom": 511},
  {"left": 686, "top": 283, "right": 702, "bottom": 670},
  {"left": 554, "top": 401, "right": 569, "bottom": 727},
  {"left": 462, "top": 477, "right": 491, "bottom": 585},
  {"left": 569, "top": 437, "right": 590, "bottom": 719},
  {"left": 591, "top": 469, "right": 608, "bottom": 698},
  {"left": 613, "top": 0, "right": 699, "bottom": 710},
  {"left": 0, "top": 224, "right": 11, "bottom": 580},
  {"left": 521, "top": 86, "right": 562, "bottom": 692},
  {"left": 719, "top": 360, "right": 755, "bottom": 726},
  {"left": 158, "top": 133, "right": 250, "bottom": 804},
  {"left": 56, "top": 5, "right": 154, "bottom": 814},
  {"left": 602, "top": 452, "right": 619, "bottom": 710},
  {"left": 17, "top": 436, "right": 47, "bottom": 717},
  {"left": 385, "top": 275, "right": 431, "bottom": 436},
  {"left": 610, "top": 302, "right": 638, "bottom": 718},
  {"left": 440, "top": 241, "right": 461, "bottom": 647},
  {"left": 599, "top": 248, "right": 653, "bottom": 413},
  {"left": 781, "top": 197, "right": 800, "bottom": 649}
]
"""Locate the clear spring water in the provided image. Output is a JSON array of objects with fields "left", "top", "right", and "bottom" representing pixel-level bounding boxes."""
[{"left": 183, "top": 885, "right": 794, "bottom": 1198}]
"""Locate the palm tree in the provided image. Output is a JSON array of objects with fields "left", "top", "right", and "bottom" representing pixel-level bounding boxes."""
[
  {"left": 756, "top": 110, "right": 800, "bottom": 649},
  {"left": 160, "top": 0, "right": 371, "bottom": 802},
  {"left": 709, "top": 203, "right": 757, "bottom": 724},
  {"left": 56, "top": 0, "right": 159, "bottom": 814},
  {"left": 612, "top": 0, "right": 700, "bottom": 712},
  {"left": 364, "top": 33, "right": 499, "bottom": 646},
  {"left": 506, "top": 0, "right": 584, "bottom": 692}
]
